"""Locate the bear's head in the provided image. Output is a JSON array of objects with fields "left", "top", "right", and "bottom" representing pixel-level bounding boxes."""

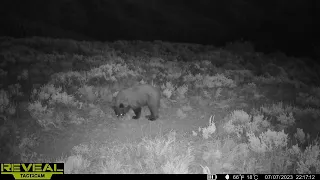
[{"left": 113, "top": 103, "right": 130, "bottom": 118}]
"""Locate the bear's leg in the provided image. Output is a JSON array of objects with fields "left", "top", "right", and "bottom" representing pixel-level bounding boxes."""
[
  {"left": 146, "top": 105, "right": 159, "bottom": 121},
  {"left": 132, "top": 107, "right": 142, "bottom": 119}
]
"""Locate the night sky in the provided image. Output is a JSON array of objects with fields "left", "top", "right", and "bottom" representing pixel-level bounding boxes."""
[{"left": 0, "top": 0, "right": 318, "bottom": 58}]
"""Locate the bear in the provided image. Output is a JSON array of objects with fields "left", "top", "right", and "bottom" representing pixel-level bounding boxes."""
[{"left": 112, "top": 84, "right": 161, "bottom": 121}]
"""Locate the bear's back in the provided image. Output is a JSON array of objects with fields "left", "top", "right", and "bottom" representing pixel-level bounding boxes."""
[{"left": 115, "top": 84, "right": 160, "bottom": 107}]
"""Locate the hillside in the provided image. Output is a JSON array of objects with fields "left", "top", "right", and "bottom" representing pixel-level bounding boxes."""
[{"left": 0, "top": 37, "right": 320, "bottom": 174}]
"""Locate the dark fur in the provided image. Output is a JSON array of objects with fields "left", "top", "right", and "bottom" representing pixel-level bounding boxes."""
[{"left": 112, "top": 84, "right": 160, "bottom": 121}]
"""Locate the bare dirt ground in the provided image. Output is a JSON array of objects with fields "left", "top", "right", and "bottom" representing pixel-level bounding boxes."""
[{"left": 32, "top": 102, "right": 227, "bottom": 159}]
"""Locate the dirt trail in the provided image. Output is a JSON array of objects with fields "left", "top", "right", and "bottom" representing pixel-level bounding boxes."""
[
  {"left": 34, "top": 106, "right": 220, "bottom": 159},
  {"left": 89, "top": 107, "right": 214, "bottom": 144}
]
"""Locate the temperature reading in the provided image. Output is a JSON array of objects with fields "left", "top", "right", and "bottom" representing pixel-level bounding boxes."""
[
  {"left": 233, "top": 174, "right": 244, "bottom": 180},
  {"left": 247, "top": 175, "right": 259, "bottom": 180}
]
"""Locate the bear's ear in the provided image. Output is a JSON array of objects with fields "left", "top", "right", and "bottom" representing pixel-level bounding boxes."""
[{"left": 119, "top": 103, "right": 124, "bottom": 108}]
